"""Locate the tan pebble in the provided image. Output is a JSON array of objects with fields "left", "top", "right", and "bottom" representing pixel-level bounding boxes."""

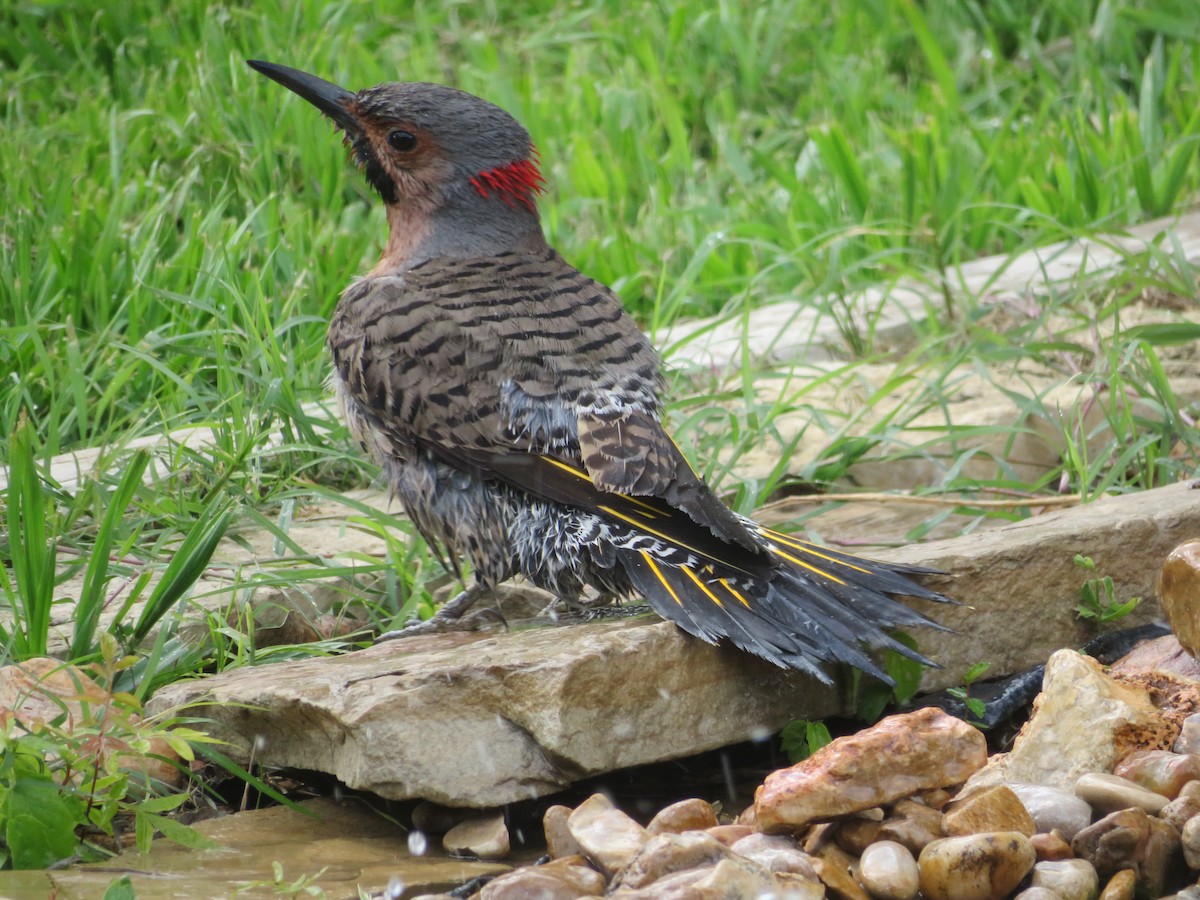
[
  {"left": 943, "top": 785, "right": 1036, "bottom": 837},
  {"left": 730, "top": 832, "right": 817, "bottom": 879},
  {"left": 612, "top": 831, "right": 728, "bottom": 890},
  {"left": 566, "top": 793, "right": 648, "bottom": 877},
  {"left": 1098, "top": 868, "right": 1137, "bottom": 900},
  {"left": 859, "top": 839, "right": 919, "bottom": 900},
  {"left": 1181, "top": 779, "right": 1200, "bottom": 801},
  {"left": 646, "top": 797, "right": 718, "bottom": 834},
  {"left": 1074, "top": 772, "right": 1168, "bottom": 815},
  {"left": 443, "top": 812, "right": 509, "bottom": 859},
  {"left": 1161, "top": 793, "right": 1200, "bottom": 832},
  {"left": 773, "top": 870, "right": 826, "bottom": 899},
  {"left": 705, "top": 824, "right": 754, "bottom": 846},
  {"left": 1182, "top": 813, "right": 1200, "bottom": 869},
  {"left": 1158, "top": 539, "right": 1200, "bottom": 657},
  {"left": 1030, "top": 858, "right": 1099, "bottom": 900},
  {"left": 813, "top": 843, "right": 871, "bottom": 900},
  {"left": 1030, "top": 830, "right": 1074, "bottom": 861},
  {"left": 1114, "top": 749, "right": 1200, "bottom": 799},
  {"left": 834, "top": 815, "right": 883, "bottom": 855},
  {"left": 878, "top": 798, "right": 944, "bottom": 854},
  {"left": 918, "top": 832, "right": 1035, "bottom": 900},
  {"left": 543, "top": 804, "right": 581, "bottom": 858}
]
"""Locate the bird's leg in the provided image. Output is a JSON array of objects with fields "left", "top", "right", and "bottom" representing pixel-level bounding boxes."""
[{"left": 376, "top": 582, "right": 496, "bottom": 641}]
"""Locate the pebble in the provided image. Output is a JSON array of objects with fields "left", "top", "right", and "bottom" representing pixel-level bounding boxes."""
[
  {"left": 1182, "top": 814, "right": 1200, "bottom": 868},
  {"left": 918, "top": 832, "right": 1035, "bottom": 900},
  {"left": 813, "top": 842, "right": 872, "bottom": 900},
  {"left": 878, "top": 798, "right": 945, "bottom": 854},
  {"left": 729, "top": 832, "right": 818, "bottom": 878},
  {"left": 943, "top": 785, "right": 1037, "bottom": 837},
  {"left": 542, "top": 804, "right": 581, "bottom": 858},
  {"left": 441, "top": 812, "right": 509, "bottom": 859},
  {"left": 1158, "top": 538, "right": 1200, "bottom": 656},
  {"left": 645, "top": 797, "right": 718, "bottom": 834},
  {"left": 1008, "top": 782, "right": 1094, "bottom": 842},
  {"left": 611, "top": 830, "right": 727, "bottom": 890},
  {"left": 1074, "top": 771, "right": 1169, "bottom": 815},
  {"left": 1175, "top": 714, "right": 1200, "bottom": 755},
  {"left": 1029, "top": 858, "right": 1100, "bottom": 900},
  {"left": 1072, "top": 807, "right": 1179, "bottom": 899},
  {"left": 755, "top": 708, "right": 987, "bottom": 832},
  {"left": 480, "top": 856, "right": 605, "bottom": 898},
  {"left": 705, "top": 824, "right": 754, "bottom": 846},
  {"left": 1098, "top": 868, "right": 1137, "bottom": 900},
  {"left": 835, "top": 814, "right": 884, "bottom": 855},
  {"left": 1114, "top": 749, "right": 1200, "bottom": 799},
  {"left": 858, "top": 839, "right": 920, "bottom": 900},
  {"left": 566, "top": 793, "right": 649, "bottom": 877},
  {"left": 1162, "top": 794, "right": 1200, "bottom": 832},
  {"left": 1030, "top": 830, "right": 1075, "bottom": 861},
  {"left": 1012, "top": 889, "right": 1063, "bottom": 900}
]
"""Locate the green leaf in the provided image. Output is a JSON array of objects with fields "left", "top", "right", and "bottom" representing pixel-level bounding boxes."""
[
  {"left": 139, "top": 811, "right": 222, "bottom": 850},
  {"left": 101, "top": 875, "right": 138, "bottom": 900},
  {"left": 4, "top": 776, "right": 82, "bottom": 869},
  {"left": 1123, "top": 322, "right": 1200, "bottom": 346}
]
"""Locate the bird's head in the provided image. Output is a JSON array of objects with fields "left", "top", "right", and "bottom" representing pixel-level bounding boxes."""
[{"left": 249, "top": 60, "right": 546, "bottom": 258}]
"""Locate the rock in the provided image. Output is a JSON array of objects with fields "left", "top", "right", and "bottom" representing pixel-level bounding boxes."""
[
  {"left": 1007, "top": 783, "right": 1094, "bottom": 841},
  {"left": 1181, "top": 814, "right": 1200, "bottom": 869},
  {"left": 943, "top": 785, "right": 1037, "bottom": 837},
  {"left": 877, "top": 799, "right": 945, "bottom": 855},
  {"left": 1112, "top": 635, "right": 1200, "bottom": 683},
  {"left": 1071, "top": 807, "right": 1180, "bottom": 898},
  {"left": 1012, "top": 889, "right": 1062, "bottom": 900},
  {"left": 1160, "top": 539, "right": 1200, "bottom": 656},
  {"left": 773, "top": 871, "right": 828, "bottom": 899},
  {"left": 1184, "top": 781, "right": 1200, "bottom": 801},
  {"left": 1170, "top": 887, "right": 1200, "bottom": 900},
  {"left": 607, "top": 866, "right": 709, "bottom": 899},
  {"left": 611, "top": 831, "right": 729, "bottom": 890},
  {"left": 442, "top": 812, "right": 509, "bottom": 859},
  {"left": 1074, "top": 772, "right": 1169, "bottom": 815},
  {"left": 859, "top": 840, "right": 919, "bottom": 900},
  {"left": 729, "top": 833, "right": 818, "bottom": 878},
  {"left": 1177, "top": 715, "right": 1200, "bottom": 755},
  {"left": 965, "top": 651, "right": 1174, "bottom": 793},
  {"left": 1098, "top": 868, "right": 1137, "bottom": 900},
  {"left": 1161, "top": 794, "right": 1200, "bottom": 832},
  {"left": 1029, "top": 859, "right": 1100, "bottom": 899},
  {"left": 756, "top": 708, "right": 987, "bottom": 832},
  {"left": 1115, "top": 750, "right": 1200, "bottom": 799},
  {"left": 690, "top": 856, "right": 779, "bottom": 896},
  {"left": 705, "top": 824, "right": 755, "bottom": 846},
  {"left": 645, "top": 798, "right": 719, "bottom": 835},
  {"left": 834, "top": 815, "right": 884, "bottom": 856},
  {"left": 480, "top": 857, "right": 604, "bottom": 898},
  {"left": 813, "top": 842, "right": 871, "bottom": 900},
  {"left": 543, "top": 804, "right": 581, "bottom": 858},
  {"left": 1031, "top": 830, "right": 1075, "bottom": 861},
  {"left": 411, "top": 801, "right": 466, "bottom": 835},
  {"left": 567, "top": 794, "right": 649, "bottom": 878},
  {"left": 918, "top": 832, "right": 1036, "bottom": 900}
]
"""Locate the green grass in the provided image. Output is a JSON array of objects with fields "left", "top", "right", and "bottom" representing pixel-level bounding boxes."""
[{"left": 1, "top": 0, "right": 1199, "bottom": 686}]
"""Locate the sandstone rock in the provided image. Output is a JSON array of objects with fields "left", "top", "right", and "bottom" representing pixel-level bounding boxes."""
[
  {"left": 1115, "top": 750, "right": 1200, "bottom": 799},
  {"left": 645, "top": 798, "right": 719, "bottom": 835},
  {"left": 1098, "top": 868, "right": 1137, "bottom": 900},
  {"left": 690, "top": 856, "right": 779, "bottom": 896},
  {"left": 729, "top": 833, "right": 818, "bottom": 878},
  {"left": 1030, "top": 830, "right": 1074, "bottom": 861},
  {"left": 1074, "top": 772, "right": 1169, "bottom": 815},
  {"left": 1178, "top": 716, "right": 1200, "bottom": 755},
  {"left": 542, "top": 804, "right": 581, "bottom": 858},
  {"left": 1161, "top": 795, "right": 1200, "bottom": 832},
  {"left": 567, "top": 794, "right": 649, "bottom": 878},
  {"left": 607, "top": 866, "right": 710, "bottom": 899},
  {"left": 756, "top": 708, "right": 986, "bottom": 832},
  {"left": 1160, "top": 540, "right": 1200, "bottom": 656},
  {"left": 1182, "top": 814, "right": 1200, "bottom": 869},
  {"left": 479, "top": 856, "right": 605, "bottom": 899},
  {"left": 943, "top": 785, "right": 1036, "bottom": 837},
  {"left": 705, "top": 824, "right": 754, "bottom": 846},
  {"left": 877, "top": 799, "right": 945, "bottom": 855},
  {"left": 1029, "top": 858, "right": 1100, "bottom": 900},
  {"left": 774, "top": 871, "right": 828, "bottom": 899},
  {"left": 965, "top": 651, "right": 1174, "bottom": 793},
  {"left": 918, "top": 832, "right": 1035, "bottom": 900},
  {"left": 442, "top": 812, "right": 509, "bottom": 859},
  {"left": 1072, "top": 807, "right": 1181, "bottom": 897},
  {"left": 812, "top": 842, "right": 871, "bottom": 900},
  {"left": 833, "top": 815, "right": 884, "bottom": 856},
  {"left": 1007, "top": 783, "right": 1094, "bottom": 841},
  {"left": 611, "top": 831, "right": 728, "bottom": 890},
  {"left": 858, "top": 840, "right": 919, "bottom": 900}
]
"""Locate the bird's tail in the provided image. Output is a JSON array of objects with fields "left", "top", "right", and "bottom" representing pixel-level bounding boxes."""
[{"left": 618, "top": 522, "right": 953, "bottom": 684}]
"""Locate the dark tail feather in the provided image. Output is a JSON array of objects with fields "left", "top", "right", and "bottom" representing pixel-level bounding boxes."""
[{"left": 619, "top": 526, "right": 955, "bottom": 684}]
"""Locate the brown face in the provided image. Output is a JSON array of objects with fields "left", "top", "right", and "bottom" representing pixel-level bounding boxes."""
[{"left": 346, "top": 107, "right": 457, "bottom": 211}]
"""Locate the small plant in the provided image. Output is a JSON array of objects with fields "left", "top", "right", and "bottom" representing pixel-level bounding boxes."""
[
  {"left": 780, "top": 719, "right": 833, "bottom": 764},
  {"left": 946, "top": 661, "right": 993, "bottom": 723},
  {"left": 235, "top": 861, "right": 329, "bottom": 897},
  {"left": 1074, "top": 555, "right": 1141, "bottom": 625}
]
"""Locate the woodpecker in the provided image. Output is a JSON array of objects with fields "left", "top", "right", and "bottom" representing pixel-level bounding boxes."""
[{"left": 248, "top": 60, "right": 953, "bottom": 683}]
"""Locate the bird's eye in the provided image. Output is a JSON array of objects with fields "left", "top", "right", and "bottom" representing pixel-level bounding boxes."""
[{"left": 388, "top": 130, "right": 417, "bottom": 152}]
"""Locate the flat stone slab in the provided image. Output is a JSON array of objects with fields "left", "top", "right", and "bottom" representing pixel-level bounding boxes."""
[{"left": 150, "top": 479, "right": 1200, "bottom": 808}]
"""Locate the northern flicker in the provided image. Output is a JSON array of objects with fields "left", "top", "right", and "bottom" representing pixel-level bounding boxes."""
[{"left": 248, "top": 60, "right": 954, "bottom": 683}]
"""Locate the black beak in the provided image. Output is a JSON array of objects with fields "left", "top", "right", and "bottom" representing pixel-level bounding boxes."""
[{"left": 247, "top": 60, "right": 361, "bottom": 137}]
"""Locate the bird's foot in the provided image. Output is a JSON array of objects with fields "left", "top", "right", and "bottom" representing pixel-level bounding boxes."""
[{"left": 377, "top": 583, "right": 504, "bottom": 642}]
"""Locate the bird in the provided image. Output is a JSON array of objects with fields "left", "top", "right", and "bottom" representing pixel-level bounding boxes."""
[{"left": 247, "top": 59, "right": 955, "bottom": 684}]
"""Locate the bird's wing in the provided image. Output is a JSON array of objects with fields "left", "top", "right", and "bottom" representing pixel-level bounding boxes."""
[{"left": 329, "top": 249, "right": 758, "bottom": 549}]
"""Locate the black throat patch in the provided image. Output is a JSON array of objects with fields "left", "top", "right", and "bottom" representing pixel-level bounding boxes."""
[{"left": 352, "top": 135, "right": 398, "bottom": 204}]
